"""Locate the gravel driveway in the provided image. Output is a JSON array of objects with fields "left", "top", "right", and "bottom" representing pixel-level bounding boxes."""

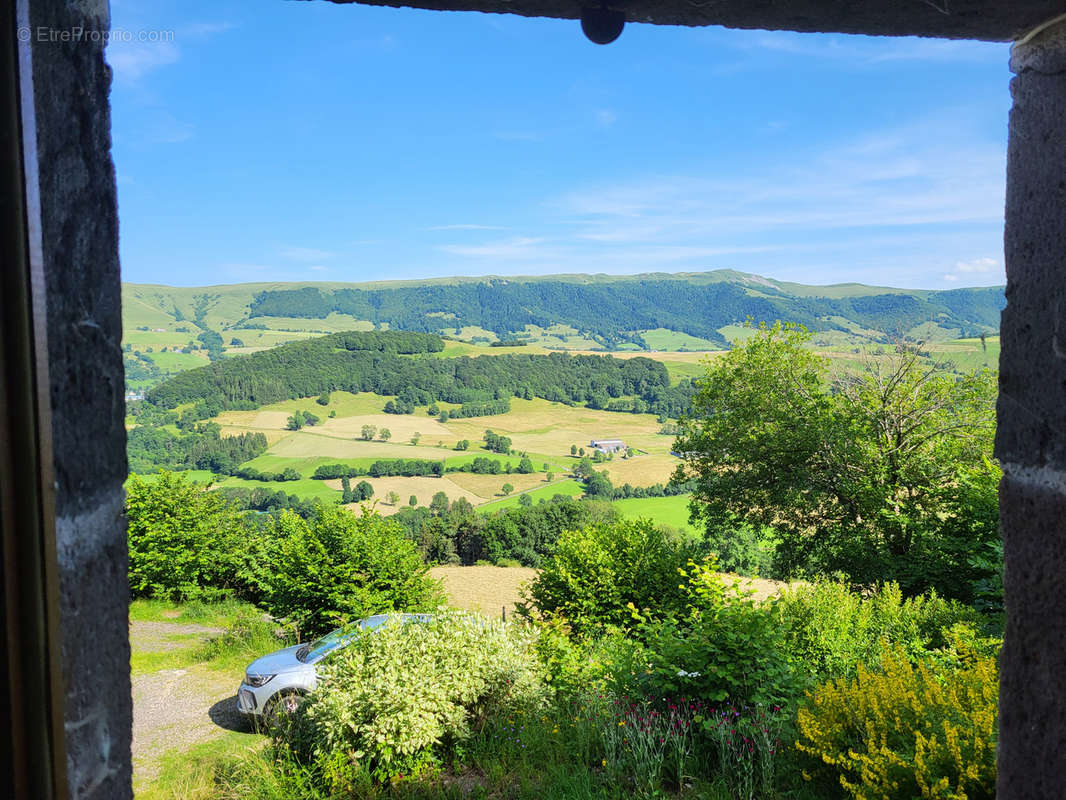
[{"left": 130, "top": 620, "right": 252, "bottom": 782}]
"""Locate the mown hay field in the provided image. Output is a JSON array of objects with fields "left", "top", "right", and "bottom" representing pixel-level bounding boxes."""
[
  {"left": 429, "top": 565, "right": 793, "bottom": 618},
  {"left": 210, "top": 395, "right": 683, "bottom": 492},
  {"left": 429, "top": 565, "right": 538, "bottom": 618}
]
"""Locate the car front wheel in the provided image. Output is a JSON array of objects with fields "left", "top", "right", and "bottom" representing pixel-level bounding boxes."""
[{"left": 264, "top": 690, "right": 304, "bottom": 723}]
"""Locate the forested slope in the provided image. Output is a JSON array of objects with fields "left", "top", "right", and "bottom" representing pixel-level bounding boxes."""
[{"left": 146, "top": 330, "right": 695, "bottom": 418}]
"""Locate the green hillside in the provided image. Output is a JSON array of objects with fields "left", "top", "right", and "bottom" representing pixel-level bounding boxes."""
[{"left": 122, "top": 271, "right": 1003, "bottom": 394}]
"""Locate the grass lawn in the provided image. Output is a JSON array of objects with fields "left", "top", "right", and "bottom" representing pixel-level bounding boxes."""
[
  {"left": 479, "top": 478, "right": 585, "bottom": 511},
  {"left": 639, "top": 327, "right": 722, "bottom": 350},
  {"left": 148, "top": 351, "right": 211, "bottom": 371},
  {"left": 927, "top": 335, "right": 1000, "bottom": 371},
  {"left": 612, "top": 494, "right": 696, "bottom": 533}
]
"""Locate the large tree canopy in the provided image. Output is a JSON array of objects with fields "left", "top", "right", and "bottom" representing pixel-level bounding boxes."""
[{"left": 673, "top": 322, "right": 998, "bottom": 599}]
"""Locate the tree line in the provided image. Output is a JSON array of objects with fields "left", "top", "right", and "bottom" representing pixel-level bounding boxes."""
[
  {"left": 127, "top": 422, "right": 268, "bottom": 475},
  {"left": 245, "top": 281, "right": 1003, "bottom": 348},
  {"left": 145, "top": 330, "right": 694, "bottom": 419}
]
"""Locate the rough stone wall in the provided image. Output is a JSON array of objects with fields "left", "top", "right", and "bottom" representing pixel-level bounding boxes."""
[
  {"left": 27, "top": 0, "right": 132, "bottom": 797},
  {"left": 997, "top": 22, "right": 1066, "bottom": 799},
  {"left": 334, "top": 0, "right": 1062, "bottom": 42}
]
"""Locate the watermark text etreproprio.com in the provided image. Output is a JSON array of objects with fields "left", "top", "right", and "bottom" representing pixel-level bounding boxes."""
[{"left": 17, "top": 27, "right": 175, "bottom": 44}]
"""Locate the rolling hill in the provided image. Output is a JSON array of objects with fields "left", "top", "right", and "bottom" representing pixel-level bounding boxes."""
[
  {"left": 121, "top": 271, "right": 1004, "bottom": 392},
  {"left": 123, "top": 270, "right": 1004, "bottom": 352}
]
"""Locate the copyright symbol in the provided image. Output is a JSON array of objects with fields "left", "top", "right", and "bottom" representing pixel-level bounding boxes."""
[{"left": 16, "top": 27, "right": 30, "bottom": 43}]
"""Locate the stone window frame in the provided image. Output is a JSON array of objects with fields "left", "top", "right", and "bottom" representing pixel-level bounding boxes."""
[{"left": 3, "top": 2, "right": 1065, "bottom": 798}]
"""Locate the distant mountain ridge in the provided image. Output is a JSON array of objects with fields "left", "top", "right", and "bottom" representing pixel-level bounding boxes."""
[{"left": 122, "top": 270, "right": 1005, "bottom": 350}]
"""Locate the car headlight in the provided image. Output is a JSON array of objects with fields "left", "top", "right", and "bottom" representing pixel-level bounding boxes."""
[{"left": 245, "top": 673, "right": 275, "bottom": 688}]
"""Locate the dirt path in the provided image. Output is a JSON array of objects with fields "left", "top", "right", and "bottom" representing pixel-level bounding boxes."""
[{"left": 130, "top": 621, "right": 251, "bottom": 783}]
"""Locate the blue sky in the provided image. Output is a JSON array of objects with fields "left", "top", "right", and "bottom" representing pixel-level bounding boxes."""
[{"left": 108, "top": 0, "right": 1011, "bottom": 289}]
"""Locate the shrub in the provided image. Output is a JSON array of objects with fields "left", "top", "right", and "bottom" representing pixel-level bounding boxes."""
[
  {"left": 259, "top": 506, "right": 443, "bottom": 638},
  {"left": 288, "top": 613, "right": 549, "bottom": 784},
  {"left": 126, "top": 471, "right": 256, "bottom": 602},
  {"left": 796, "top": 644, "right": 998, "bottom": 799},
  {"left": 524, "top": 519, "right": 694, "bottom": 633},
  {"left": 622, "top": 562, "right": 799, "bottom": 707},
  {"left": 777, "top": 581, "right": 984, "bottom": 685}
]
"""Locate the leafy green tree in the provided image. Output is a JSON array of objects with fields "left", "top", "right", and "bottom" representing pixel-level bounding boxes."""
[
  {"left": 518, "top": 494, "right": 533, "bottom": 507},
  {"left": 260, "top": 506, "right": 442, "bottom": 637},
  {"left": 570, "top": 444, "right": 578, "bottom": 456},
  {"left": 387, "top": 491, "right": 401, "bottom": 506},
  {"left": 379, "top": 428, "right": 392, "bottom": 442},
  {"left": 409, "top": 495, "right": 418, "bottom": 507},
  {"left": 582, "top": 470, "right": 614, "bottom": 498},
  {"left": 341, "top": 476, "right": 353, "bottom": 504},
  {"left": 454, "top": 439, "right": 469, "bottom": 451},
  {"left": 410, "top": 432, "right": 421, "bottom": 446},
  {"left": 524, "top": 519, "right": 695, "bottom": 632},
  {"left": 517, "top": 457, "right": 534, "bottom": 474},
  {"left": 316, "top": 392, "right": 330, "bottom": 406},
  {"left": 360, "top": 424, "right": 377, "bottom": 441},
  {"left": 545, "top": 471, "right": 554, "bottom": 482},
  {"left": 501, "top": 483, "right": 514, "bottom": 496},
  {"left": 302, "top": 410, "right": 320, "bottom": 426},
  {"left": 674, "top": 322, "right": 997, "bottom": 592},
  {"left": 286, "top": 413, "right": 304, "bottom": 431},
  {"left": 125, "top": 471, "right": 255, "bottom": 601},
  {"left": 429, "top": 491, "right": 450, "bottom": 516},
  {"left": 354, "top": 480, "right": 374, "bottom": 501}
]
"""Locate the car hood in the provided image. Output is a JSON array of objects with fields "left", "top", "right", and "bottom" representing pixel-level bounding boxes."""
[{"left": 245, "top": 644, "right": 308, "bottom": 676}]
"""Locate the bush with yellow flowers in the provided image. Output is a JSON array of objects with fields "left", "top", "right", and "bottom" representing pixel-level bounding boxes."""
[{"left": 795, "top": 640, "right": 998, "bottom": 799}]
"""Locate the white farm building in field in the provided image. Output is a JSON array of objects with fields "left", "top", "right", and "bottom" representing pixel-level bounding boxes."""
[{"left": 589, "top": 439, "right": 625, "bottom": 454}]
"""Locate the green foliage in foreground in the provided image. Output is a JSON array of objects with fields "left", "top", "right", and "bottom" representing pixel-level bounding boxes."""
[
  {"left": 796, "top": 643, "right": 998, "bottom": 800},
  {"left": 126, "top": 473, "right": 442, "bottom": 638},
  {"left": 287, "top": 614, "right": 547, "bottom": 784},
  {"left": 259, "top": 507, "right": 444, "bottom": 638},
  {"left": 776, "top": 581, "right": 983, "bottom": 686},
  {"left": 126, "top": 471, "right": 254, "bottom": 601},
  {"left": 522, "top": 519, "right": 698, "bottom": 633}
]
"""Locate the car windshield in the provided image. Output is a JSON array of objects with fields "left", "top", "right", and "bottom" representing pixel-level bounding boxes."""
[{"left": 297, "top": 614, "right": 395, "bottom": 663}]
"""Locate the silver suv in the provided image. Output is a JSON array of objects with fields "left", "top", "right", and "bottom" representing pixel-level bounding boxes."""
[{"left": 236, "top": 613, "right": 431, "bottom": 719}]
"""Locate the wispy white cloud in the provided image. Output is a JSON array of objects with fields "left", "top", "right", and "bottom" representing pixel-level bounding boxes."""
[
  {"left": 279, "top": 246, "right": 335, "bottom": 262},
  {"left": 943, "top": 256, "right": 999, "bottom": 282},
  {"left": 107, "top": 40, "right": 180, "bottom": 83},
  {"left": 108, "top": 19, "right": 233, "bottom": 83},
  {"left": 746, "top": 32, "right": 1006, "bottom": 65},
  {"left": 438, "top": 237, "right": 551, "bottom": 259},
  {"left": 426, "top": 224, "right": 507, "bottom": 231},
  {"left": 557, "top": 115, "right": 1005, "bottom": 242},
  {"left": 595, "top": 109, "right": 618, "bottom": 127},
  {"left": 431, "top": 112, "right": 1005, "bottom": 288}
]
